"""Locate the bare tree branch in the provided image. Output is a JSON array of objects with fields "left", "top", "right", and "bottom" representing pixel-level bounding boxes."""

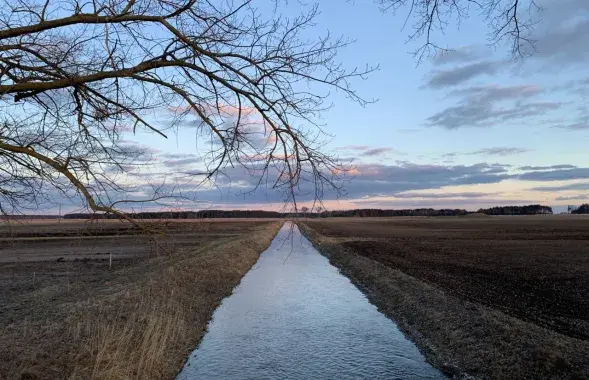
[
  {"left": 376, "top": 0, "right": 541, "bottom": 60},
  {"left": 0, "top": 0, "right": 374, "bottom": 220}
]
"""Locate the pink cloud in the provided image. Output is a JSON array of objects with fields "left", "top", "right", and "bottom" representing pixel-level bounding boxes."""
[{"left": 169, "top": 103, "right": 258, "bottom": 119}]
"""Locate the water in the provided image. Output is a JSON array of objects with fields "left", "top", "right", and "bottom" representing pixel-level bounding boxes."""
[{"left": 177, "top": 223, "right": 446, "bottom": 380}]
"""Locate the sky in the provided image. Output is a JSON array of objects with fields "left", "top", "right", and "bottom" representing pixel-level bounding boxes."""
[
  {"left": 33, "top": 0, "right": 589, "bottom": 214},
  {"left": 300, "top": 0, "right": 589, "bottom": 213}
]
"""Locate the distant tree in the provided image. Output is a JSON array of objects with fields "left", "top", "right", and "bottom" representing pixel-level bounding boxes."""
[
  {"left": 571, "top": 204, "right": 589, "bottom": 214},
  {"left": 477, "top": 205, "right": 553, "bottom": 215},
  {"left": 64, "top": 210, "right": 283, "bottom": 219},
  {"left": 320, "top": 208, "right": 469, "bottom": 218},
  {"left": 300, "top": 206, "right": 310, "bottom": 214}
]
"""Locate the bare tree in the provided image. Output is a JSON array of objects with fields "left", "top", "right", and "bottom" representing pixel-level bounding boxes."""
[
  {"left": 0, "top": 0, "right": 374, "bottom": 220},
  {"left": 376, "top": 0, "right": 541, "bottom": 60}
]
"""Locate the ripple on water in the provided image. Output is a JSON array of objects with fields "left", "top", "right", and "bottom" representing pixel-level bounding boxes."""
[{"left": 177, "top": 223, "right": 446, "bottom": 380}]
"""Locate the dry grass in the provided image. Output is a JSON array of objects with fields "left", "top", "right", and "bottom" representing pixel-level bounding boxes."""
[
  {"left": 300, "top": 219, "right": 589, "bottom": 380},
  {"left": 1, "top": 220, "right": 282, "bottom": 380}
]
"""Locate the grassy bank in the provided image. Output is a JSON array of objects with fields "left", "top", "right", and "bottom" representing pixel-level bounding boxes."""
[
  {"left": 0, "top": 220, "right": 282, "bottom": 380},
  {"left": 299, "top": 218, "right": 589, "bottom": 380}
]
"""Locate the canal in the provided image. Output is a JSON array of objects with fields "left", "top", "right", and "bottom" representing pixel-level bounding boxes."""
[{"left": 177, "top": 222, "right": 445, "bottom": 379}]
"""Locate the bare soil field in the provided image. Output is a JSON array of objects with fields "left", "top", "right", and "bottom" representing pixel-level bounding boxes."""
[
  {"left": 0, "top": 219, "right": 282, "bottom": 380},
  {"left": 0, "top": 218, "right": 275, "bottom": 263},
  {"left": 301, "top": 216, "right": 589, "bottom": 379}
]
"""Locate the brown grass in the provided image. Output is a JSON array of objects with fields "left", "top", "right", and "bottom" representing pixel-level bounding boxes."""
[
  {"left": 0, "top": 220, "right": 282, "bottom": 380},
  {"left": 300, "top": 217, "right": 589, "bottom": 380}
]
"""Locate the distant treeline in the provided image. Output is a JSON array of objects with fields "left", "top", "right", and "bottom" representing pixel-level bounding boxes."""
[
  {"left": 63, "top": 210, "right": 282, "bottom": 219},
  {"left": 317, "top": 208, "right": 469, "bottom": 217},
  {"left": 476, "top": 205, "right": 553, "bottom": 215},
  {"left": 571, "top": 204, "right": 589, "bottom": 214},
  {"left": 24, "top": 204, "right": 556, "bottom": 220},
  {"left": 63, "top": 208, "right": 472, "bottom": 219}
]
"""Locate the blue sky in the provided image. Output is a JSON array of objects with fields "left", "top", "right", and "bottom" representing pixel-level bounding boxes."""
[
  {"left": 318, "top": 0, "right": 588, "bottom": 161},
  {"left": 83, "top": 0, "right": 589, "bottom": 213}
]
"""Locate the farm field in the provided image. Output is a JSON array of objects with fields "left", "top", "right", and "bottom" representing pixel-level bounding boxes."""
[
  {"left": 301, "top": 215, "right": 589, "bottom": 379},
  {"left": 0, "top": 218, "right": 277, "bottom": 262},
  {"left": 0, "top": 218, "right": 281, "bottom": 380}
]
